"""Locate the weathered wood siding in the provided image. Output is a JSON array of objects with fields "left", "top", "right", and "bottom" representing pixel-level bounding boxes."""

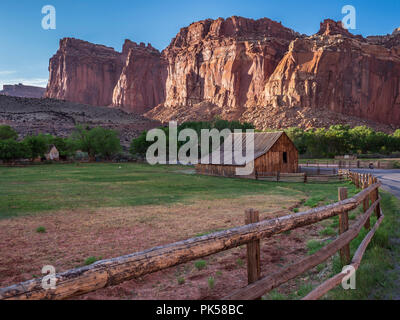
[
  {"left": 254, "top": 133, "right": 298, "bottom": 174},
  {"left": 195, "top": 164, "right": 241, "bottom": 177},
  {"left": 196, "top": 133, "right": 298, "bottom": 177}
]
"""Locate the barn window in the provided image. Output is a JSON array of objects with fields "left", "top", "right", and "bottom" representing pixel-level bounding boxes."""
[{"left": 283, "top": 152, "right": 288, "bottom": 164}]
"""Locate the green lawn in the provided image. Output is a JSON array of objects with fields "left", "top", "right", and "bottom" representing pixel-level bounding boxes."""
[{"left": 0, "top": 163, "right": 356, "bottom": 219}]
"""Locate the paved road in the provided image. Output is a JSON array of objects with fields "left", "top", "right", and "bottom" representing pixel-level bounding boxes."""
[{"left": 352, "top": 169, "right": 400, "bottom": 199}]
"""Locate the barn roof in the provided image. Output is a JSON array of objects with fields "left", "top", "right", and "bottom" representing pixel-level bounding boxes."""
[{"left": 199, "top": 131, "right": 285, "bottom": 166}]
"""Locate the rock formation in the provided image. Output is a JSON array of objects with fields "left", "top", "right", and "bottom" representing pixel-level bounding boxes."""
[
  {"left": 45, "top": 17, "right": 400, "bottom": 129},
  {"left": 46, "top": 38, "right": 125, "bottom": 106},
  {"left": 112, "top": 41, "right": 167, "bottom": 113},
  {"left": 257, "top": 19, "right": 400, "bottom": 127},
  {"left": 0, "top": 84, "right": 46, "bottom": 98}
]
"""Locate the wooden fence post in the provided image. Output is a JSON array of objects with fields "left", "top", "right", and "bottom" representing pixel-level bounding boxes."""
[
  {"left": 304, "top": 172, "right": 308, "bottom": 183},
  {"left": 363, "top": 178, "right": 371, "bottom": 230},
  {"left": 277, "top": 171, "right": 280, "bottom": 182},
  {"left": 245, "top": 209, "right": 261, "bottom": 285},
  {"left": 338, "top": 188, "right": 351, "bottom": 265}
]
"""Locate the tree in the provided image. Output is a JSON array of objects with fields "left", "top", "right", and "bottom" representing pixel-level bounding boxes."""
[
  {"left": 0, "top": 125, "right": 18, "bottom": 140},
  {"left": 52, "top": 136, "right": 78, "bottom": 159},
  {"left": 285, "top": 128, "right": 308, "bottom": 155},
  {"left": 349, "top": 126, "right": 375, "bottom": 154},
  {"left": 0, "top": 140, "right": 30, "bottom": 163},
  {"left": 72, "top": 125, "right": 121, "bottom": 160},
  {"left": 90, "top": 127, "right": 121, "bottom": 160},
  {"left": 23, "top": 134, "right": 48, "bottom": 161},
  {"left": 130, "top": 120, "right": 256, "bottom": 158},
  {"left": 72, "top": 125, "right": 97, "bottom": 160}
]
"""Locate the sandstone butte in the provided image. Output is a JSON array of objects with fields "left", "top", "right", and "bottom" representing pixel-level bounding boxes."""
[{"left": 45, "top": 17, "right": 400, "bottom": 130}]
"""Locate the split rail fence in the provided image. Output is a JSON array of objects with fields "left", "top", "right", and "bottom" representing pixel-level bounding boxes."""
[
  {"left": 0, "top": 171, "right": 383, "bottom": 300},
  {"left": 256, "top": 170, "right": 343, "bottom": 183}
]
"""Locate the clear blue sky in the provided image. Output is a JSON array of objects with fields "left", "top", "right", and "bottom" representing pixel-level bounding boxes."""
[{"left": 0, "top": 0, "right": 399, "bottom": 89}]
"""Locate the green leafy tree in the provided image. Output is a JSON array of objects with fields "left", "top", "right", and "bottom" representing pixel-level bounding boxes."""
[
  {"left": 23, "top": 134, "right": 48, "bottom": 161},
  {"left": 52, "top": 136, "right": 79, "bottom": 159},
  {"left": 90, "top": 127, "right": 121, "bottom": 160},
  {"left": 72, "top": 125, "right": 97, "bottom": 160},
  {"left": 130, "top": 120, "right": 255, "bottom": 158},
  {"left": 0, "top": 125, "right": 18, "bottom": 140},
  {"left": 0, "top": 140, "right": 30, "bottom": 163},
  {"left": 285, "top": 127, "right": 308, "bottom": 154},
  {"left": 72, "top": 125, "right": 121, "bottom": 160}
]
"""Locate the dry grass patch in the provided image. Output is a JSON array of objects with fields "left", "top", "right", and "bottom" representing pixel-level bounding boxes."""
[{"left": 0, "top": 193, "right": 301, "bottom": 288}]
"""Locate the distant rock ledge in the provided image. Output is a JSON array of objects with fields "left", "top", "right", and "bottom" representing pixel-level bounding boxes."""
[{"left": 0, "top": 83, "right": 46, "bottom": 99}]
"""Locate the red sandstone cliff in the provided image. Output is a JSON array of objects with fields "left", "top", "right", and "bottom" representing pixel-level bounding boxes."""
[
  {"left": 112, "top": 41, "right": 167, "bottom": 113},
  {"left": 254, "top": 19, "right": 400, "bottom": 128},
  {"left": 45, "top": 17, "right": 400, "bottom": 129},
  {"left": 45, "top": 38, "right": 125, "bottom": 106},
  {"left": 156, "top": 17, "right": 299, "bottom": 120}
]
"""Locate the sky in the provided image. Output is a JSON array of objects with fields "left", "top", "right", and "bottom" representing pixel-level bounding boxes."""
[{"left": 0, "top": 0, "right": 399, "bottom": 90}]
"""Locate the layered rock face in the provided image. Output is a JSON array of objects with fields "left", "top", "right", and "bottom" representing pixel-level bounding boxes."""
[
  {"left": 45, "top": 17, "right": 400, "bottom": 129},
  {"left": 46, "top": 38, "right": 125, "bottom": 106},
  {"left": 46, "top": 38, "right": 167, "bottom": 113},
  {"left": 258, "top": 19, "right": 400, "bottom": 127},
  {"left": 112, "top": 41, "right": 167, "bottom": 113},
  {"left": 157, "top": 17, "right": 299, "bottom": 120}
]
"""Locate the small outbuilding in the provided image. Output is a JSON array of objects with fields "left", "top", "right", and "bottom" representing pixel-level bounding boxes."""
[
  {"left": 196, "top": 131, "right": 298, "bottom": 177},
  {"left": 45, "top": 145, "right": 60, "bottom": 161}
]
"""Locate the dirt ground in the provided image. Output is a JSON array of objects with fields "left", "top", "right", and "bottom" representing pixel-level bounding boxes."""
[{"left": 0, "top": 193, "right": 328, "bottom": 300}]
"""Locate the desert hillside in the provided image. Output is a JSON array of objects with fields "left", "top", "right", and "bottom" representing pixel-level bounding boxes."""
[{"left": 0, "top": 95, "right": 161, "bottom": 147}]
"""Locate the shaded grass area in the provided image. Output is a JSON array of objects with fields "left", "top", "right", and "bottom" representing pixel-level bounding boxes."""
[
  {"left": 264, "top": 190, "right": 399, "bottom": 300},
  {"left": 325, "top": 192, "right": 400, "bottom": 300},
  {"left": 0, "top": 163, "right": 353, "bottom": 219}
]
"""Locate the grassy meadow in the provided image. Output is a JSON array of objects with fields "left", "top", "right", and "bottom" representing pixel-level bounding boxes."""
[{"left": 0, "top": 163, "right": 358, "bottom": 219}]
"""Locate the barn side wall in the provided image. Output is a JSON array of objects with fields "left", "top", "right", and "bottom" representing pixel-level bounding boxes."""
[
  {"left": 195, "top": 164, "right": 244, "bottom": 177},
  {"left": 254, "top": 134, "right": 298, "bottom": 174},
  {"left": 196, "top": 133, "right": 299, "bottom": 177}
]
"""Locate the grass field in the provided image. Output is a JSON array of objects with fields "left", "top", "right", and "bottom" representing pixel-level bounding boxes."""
[
  {"left": 4, "top": 162, "right": 389, "bottom": 300},
  {"left": 0, "top": 163, "right": 357, "bottom": 219}
]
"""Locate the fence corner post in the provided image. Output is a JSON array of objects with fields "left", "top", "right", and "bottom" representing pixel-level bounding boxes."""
[
  {"left": 245, "top": 209, "right": 261, "bottom": 285},
  {"left": 338, "top": 187, "right": 351, "bottom": 265}
]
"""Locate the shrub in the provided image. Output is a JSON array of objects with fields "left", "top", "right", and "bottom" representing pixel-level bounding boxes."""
[
  {"left": 0, "top": 125, "right": 18, "bottom": 140},
  {"left": 84, "top": 256, "right": 102, "bottom": 266},
  {"left": 36, "top": 226, "right": 46, "bottom": 233},
  {"left": 194, "top": 260, "right": 207, "bottom": 270},
  {"left": 177, "top": 276, "right": 185, "bottom": 285}
]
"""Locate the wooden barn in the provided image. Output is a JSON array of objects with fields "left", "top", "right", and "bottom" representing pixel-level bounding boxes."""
[{"left": 196, "top": 131, "right": 298, "bottom": 177}]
